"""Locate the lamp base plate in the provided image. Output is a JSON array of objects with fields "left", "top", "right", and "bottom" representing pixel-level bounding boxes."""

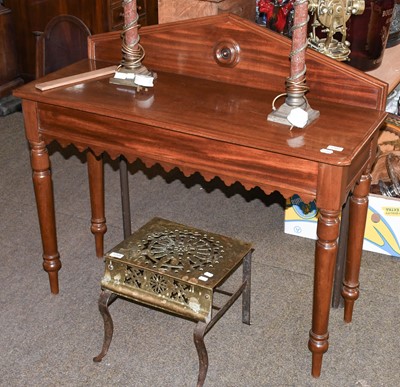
[
  {"left": 267, "top": 102, "right": 320, "bottom": 128},
  {"left": 109, "top": 66, "right": 155, "bottom": 89}
]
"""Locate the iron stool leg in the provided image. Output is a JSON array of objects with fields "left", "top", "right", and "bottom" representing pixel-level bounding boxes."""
[
  {"left": 194, "top": 321, "right": 209, "bottom": 387},
  {"left": 119, "top": 156, "right": 131, "bottom": 239},
  {"left": 192, "top": 252, "right": 252, "bottom": 386},
  {"left": 242, "top": 251, "right": 252, "bottom": 325},
  {"left": 93, "top": 290, "right": 117, "bottom": 362}
]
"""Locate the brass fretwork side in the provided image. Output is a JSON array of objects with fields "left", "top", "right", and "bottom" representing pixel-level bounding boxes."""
[{"left": 100, "top": 217, "right": 252, "bottom": 322}]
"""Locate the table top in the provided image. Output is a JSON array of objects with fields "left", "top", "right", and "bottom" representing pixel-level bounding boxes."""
[
  {"left": 16, "top": 60, "right": 386, "bottom": 168},
  {"left": 15, "top": 58, "right": 387, "bottom": 203}
]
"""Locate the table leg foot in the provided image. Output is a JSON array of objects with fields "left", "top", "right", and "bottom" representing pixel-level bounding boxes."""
[
  {"left": 308, "top": 330, "right": 329, "bottom": 378},
  {"left": 43, "top": 254, "right": 62, "bottom": 294},
  {"left": 311, "top": 354, "right": 323, "bottom": 378},
  {"left": 343, "top": 300, "right": 355, "bottom": 323},
  {"left": 91, "top": 222, "right": 107, "bottom": 258}
]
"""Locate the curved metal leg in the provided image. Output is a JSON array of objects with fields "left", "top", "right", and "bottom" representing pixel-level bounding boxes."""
[
  {"left": 93, "top": 290, "right": 117, "bottom": 362},
  {"left": 193, "top": 321, "right": 208, "bottom": 387}
]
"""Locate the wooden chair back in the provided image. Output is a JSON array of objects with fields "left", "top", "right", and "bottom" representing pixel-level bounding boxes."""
[{"left": 35, "top": 14, "right": 91, "bottom": 78}]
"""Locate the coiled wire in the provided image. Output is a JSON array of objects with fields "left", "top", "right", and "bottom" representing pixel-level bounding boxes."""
[
  {"left": 119, "top": 0, "right": 145, "bottom": 70},
  {"left": 286, "top": 0, "right": 309, "bottom": 96},
  {"left": 272, "top": 0, "right": 310, "bottom": 110}
]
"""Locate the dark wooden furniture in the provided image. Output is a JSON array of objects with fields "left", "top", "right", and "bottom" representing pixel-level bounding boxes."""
[
  {"left": 93, "top": 217, "right": 252, "bottom": 387},
  {"left": 0, "top": 5, "right": 23, "bottom": 98},
  {"left": 34, "top": 14, "right": 132, "bottom": 240},
  {"left": 14, "top": 14, "right": 387, "bottom": 378},
  {"left": 4, "top": 0, "right": 158, "bottom": 81},
  {"left": 34, "top": 15, "right": 91, "bottom": 79}
]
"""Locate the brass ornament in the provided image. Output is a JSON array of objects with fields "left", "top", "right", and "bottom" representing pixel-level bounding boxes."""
[
  {"left": 100, "top": 218, "right": 252, "bottom": 322},
  {"left": 308, "top": 0, "right": 365, "bottom": 61}
]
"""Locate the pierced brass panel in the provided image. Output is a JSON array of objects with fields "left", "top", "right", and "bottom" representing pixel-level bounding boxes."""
[{"left": 101, "top": 217, "right": 252, "bottom": 322}]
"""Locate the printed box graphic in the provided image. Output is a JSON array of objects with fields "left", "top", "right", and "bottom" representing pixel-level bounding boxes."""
[{"left": 285, "top": 194, "right": 400, "bottom": 258}]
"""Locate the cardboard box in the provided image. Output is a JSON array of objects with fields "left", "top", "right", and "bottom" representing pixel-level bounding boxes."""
[{"left": 284, "top": 193, "right": 400, "bottom": 258}]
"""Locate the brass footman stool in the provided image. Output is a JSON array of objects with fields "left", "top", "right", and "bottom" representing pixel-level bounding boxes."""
[{"left": 93, "top": 217, "right": 252, "bottom": 387}]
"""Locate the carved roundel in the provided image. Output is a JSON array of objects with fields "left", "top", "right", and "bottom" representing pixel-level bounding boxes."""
[{"left": 214, "top": 39, "right": 241, "bottom": 67}]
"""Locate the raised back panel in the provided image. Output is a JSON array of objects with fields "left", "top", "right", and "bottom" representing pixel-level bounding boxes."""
[{"left": 88, "top": 14, "right": 388, "bottom": 110}]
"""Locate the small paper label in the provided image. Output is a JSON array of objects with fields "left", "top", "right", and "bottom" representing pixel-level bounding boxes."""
[
  {"left": 320, "top": 148, "right": 333, "bottom": 154},
  {"left": 188, "top": 297, "right": 201, "bottom": 313},
  {"left": 109, "top": 252, "right": 124, "bottom": 259},
  {"left": 114, "top": 72, "right": 128, "bottom": 80},
  {"left": 327, "top": 145, "right": 344, "bottom": 152},
  {"left": 287, "top": 107, "right": 309, "bottom": 128},
  {"left": 204, "top": 272, "right": 214, "bottom": 278},
  {"left": 135, "top": 74, "right": 154, "bottom": 87},
  {"left": 198, "top": 275, "right": 209, "bottom": 282}
]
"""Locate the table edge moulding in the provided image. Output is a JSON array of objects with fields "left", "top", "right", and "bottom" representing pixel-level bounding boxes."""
[{"left": 14, "top": 14, "right": 388, "bottom": 380}]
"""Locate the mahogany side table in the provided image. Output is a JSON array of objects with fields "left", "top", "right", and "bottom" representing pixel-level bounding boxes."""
[{"left": 14, "top": 14, "right": 388, "bottom": 378}]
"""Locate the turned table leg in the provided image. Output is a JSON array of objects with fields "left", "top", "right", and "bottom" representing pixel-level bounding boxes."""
[
  {"left": 308, "top": 208, "right": 340, "bottom": 377},
  {"left": 331, "top": 195, "right": 350, "bottom": 308},
  {"left": 87, "top": 149, "right": 107, "bottom": 258},
  {"left": 342, "top": 174, "right": 371, "bottom": 323},
  {"left": 30, "top": 139, "right": 61, "bottom": 294}
]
